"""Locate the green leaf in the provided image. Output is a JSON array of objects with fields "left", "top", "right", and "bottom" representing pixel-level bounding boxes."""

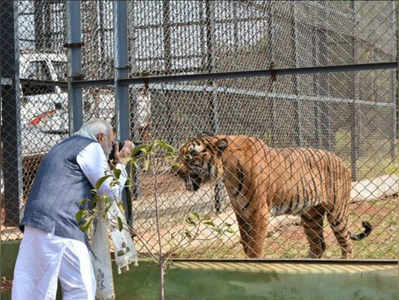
[
  {"left": 185, "top": 216, "right": 196, "bottom": 226},
  {"left": 125, "top": 178, "right": 132, "bottom": 193},
  {"left": 214, "top": 228, "right": 223, "bottom": 235},
  {"left": 79, "top": 216, "right": 94, "bottom": 234},
  {"left": 130, "top": 159, "right": 139, "bottom": 169},
  {"left": 192, "top": 212, "right": 200, "bottom": 220},
  {"left": 163, "top": 152, "right": 176, "bottom": 158},
  {"left": 225, "top": 228, "right": 235, "bottom": 234},
  {"left": 90, "top": 197, "right": 97, "bottom": 208},
  {"left": 184, "top": 229, "right": 192, "bottom": 239},
  {"left": 133, "top": 145, "right": 148, "bottom": 156},
  {"left": 203, "top": 220, "right": 215, "bottom": 227},
  {"left": 95, "top": 175, "right": 112, "bottom": 190},
  {"left": 113, "top": 168, "right": 121, "bottom": 179},
  {"left": 117, "top": 202, "right": 125, "bottom": 213},
  {"left": 103, "top": 195, "right": 111, "bottom": 205},
  {"left": 154, "top": 140, "right": 176, "bottom": 154},
  {"left": 117, "top": 217, "right": 123, "bottom": 231},
  {"left": 78, "top": 199, "right": 90, "bottom": 207},
  {"left": 170, "top": 162, "right": 181, "bottom": 168},
  {"left": 143, "top": 159, "right": 150, "bottom": 171},
  {"left": 153, "top": 140, "right": 165, "bottom": 147},
  {"left": 75, "top": 209, "right": 85, "bottom": 223}
]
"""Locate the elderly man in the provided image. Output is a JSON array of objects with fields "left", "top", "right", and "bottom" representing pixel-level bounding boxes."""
[{"left": 12, "top": 119, "right": 134, "bottom": 300}]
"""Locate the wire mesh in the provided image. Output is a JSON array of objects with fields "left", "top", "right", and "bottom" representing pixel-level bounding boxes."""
[
  {"left": 1, "top": 1, "right": 69, "bottom": 242},
  {"left": 132, "top": 74, "right": 397, "bottom": 259},
  {"left": 0, "top": 1, "right": 397, "bottom": 261}
]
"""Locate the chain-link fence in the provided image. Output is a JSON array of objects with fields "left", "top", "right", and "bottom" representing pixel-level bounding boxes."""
[{"left": 1, "top": 1, "right": 397, "bottom": 261}]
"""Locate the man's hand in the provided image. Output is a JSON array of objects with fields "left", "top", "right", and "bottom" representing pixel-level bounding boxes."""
[{"left": 114, "top": 141, "right": 134, "bottom": 166}]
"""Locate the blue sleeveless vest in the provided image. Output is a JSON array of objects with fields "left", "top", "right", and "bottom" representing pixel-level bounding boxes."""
[{"left": 21, "top": 135, "right": 96, "bottom": 244}]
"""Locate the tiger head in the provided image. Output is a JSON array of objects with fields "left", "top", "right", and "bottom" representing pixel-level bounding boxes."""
[{"left": 173, "top": 136, "right": 228, "bottom": 191}]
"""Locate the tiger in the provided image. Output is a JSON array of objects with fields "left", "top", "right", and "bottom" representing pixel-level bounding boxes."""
[{"left": 173, "top": 135, "right": 372, "bottom": 258}]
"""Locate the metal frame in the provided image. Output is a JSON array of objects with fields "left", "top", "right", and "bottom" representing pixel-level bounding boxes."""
[
  {"left": 0, "top": 0, "right": 23, "bottom": 226},
  {"left": 66, "top": 0, "right": 83, "bottom": 133},
  {"left": 114, "top": 0, "right": 130, "bottom": 142},
  {"left": 114, "top": 0, "right": 135, "bottom": 226},
  {"left": 69, "top": 62, "right": 397, "bottom": 88},
  {"left": 170, "top": 258, "right": 398, "bottom": 265},
  {"left": 5, "top": 0, "right": 397, "bottom": 265}
]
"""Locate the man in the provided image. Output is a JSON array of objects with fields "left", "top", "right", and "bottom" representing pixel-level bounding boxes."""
[{"left": 12, "top": 119, "right": 134, "bottom": 300}]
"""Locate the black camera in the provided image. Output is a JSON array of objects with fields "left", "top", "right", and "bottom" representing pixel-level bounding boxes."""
[
  {"left": 109, "top": 140, "right": 125, "bottom": 163},
  {"left": 109, "top": 140, "right": 143, "bottom": 163}
]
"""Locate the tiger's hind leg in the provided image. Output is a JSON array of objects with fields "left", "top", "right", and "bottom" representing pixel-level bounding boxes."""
[
  {"left": 327, "top": 212, "right": 353, "bottom": 259},
  {"left": 301, "top": 206, "right": 326, "bottom": 258}
]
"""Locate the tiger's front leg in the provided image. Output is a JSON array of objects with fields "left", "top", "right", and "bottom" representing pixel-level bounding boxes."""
[{"left": 234, "top": 206, "right": 269, "bottom": 258}]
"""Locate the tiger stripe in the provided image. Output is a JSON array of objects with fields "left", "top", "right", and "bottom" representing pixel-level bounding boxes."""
[{"left": 174, "top": 135, "right": 372, "bottom": 258}]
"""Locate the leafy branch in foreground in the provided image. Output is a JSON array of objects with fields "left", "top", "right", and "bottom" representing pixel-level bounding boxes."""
[
  {"left": 166, "top": 212, "right": 235, "bottom": 254},
  {"left": 75, "top": 139, "right": 179, "bottom": 235},
  {"left": 76, "top": 166, "right": 124, "bottom": 235}
]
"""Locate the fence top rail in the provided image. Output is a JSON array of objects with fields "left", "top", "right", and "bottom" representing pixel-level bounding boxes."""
[
  {"left": 148, "top": 84, "right": 396, "bottom": 107},
  {"left": 69, "top": 62, "right": 397, "bottom": 88}
]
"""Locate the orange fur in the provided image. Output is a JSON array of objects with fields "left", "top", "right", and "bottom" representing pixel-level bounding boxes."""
[{"left": 175, "top": 135, "right": 372, "bottom": 258}]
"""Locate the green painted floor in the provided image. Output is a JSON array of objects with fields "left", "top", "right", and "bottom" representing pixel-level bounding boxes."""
[{"left": 1, "top": 241, "right": 398, "bottom": 300}]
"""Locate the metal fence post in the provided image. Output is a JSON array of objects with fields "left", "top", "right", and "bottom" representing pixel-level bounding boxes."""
[
  {"left": 114, "top": 0, "right": 132, "bottom": 225},
  {"left": 114, "top": 0, "right": 130, "bottom": 142},
  {"left": 350, "top": 0, "right": 359, "bottom": 181},
  {"left": 292, "top": 2, "right": 302, "bottom": 147},
  {"left": 319, "top": 2, "right": 332, "bottom": 151},
  {"left": 390, "top": 0, "right": 397, "bottom": 161},
  {"left": 312, "top": 22, "right": 321, "bottom": 148},
  {"left": 267, "top": 2, "right": 276, "bottom": 147},
  {"left": 396, "top": 0, "right": 399, "bottom": 141},
  {"left": 66, "top": 0, "right": 83, "bottom": 133},
  {"left": 163, "top": 0, "right": 172, "bottom": 73},
  {"left": 395, "top": 0, "right": 399, "bottom": 272},
  {"left": 205, "top": 0, "right": 223, "bottom": 213},
  {"left": 0, "top": 0, "right": 22, "bottom": 226},
  {"left": 162, "top": 0, "right": 174, "bottom": 144},
  {"left": 126, "top": 1, "right": 142, "bottom": 219},
  {"left": 34, "top": 1, "right": 51, "bottom": 50}
]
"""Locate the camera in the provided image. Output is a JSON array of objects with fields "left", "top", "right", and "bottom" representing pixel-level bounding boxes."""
[
  {"left": 109, "top": 140, "right": 143, "bottom": 163},
  {"left": 109, "top": 140, "right": 125, "bottom": 163}
]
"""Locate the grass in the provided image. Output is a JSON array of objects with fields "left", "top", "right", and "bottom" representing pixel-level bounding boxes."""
[{"left": 334, "top": 129, "right": 398, "bottom": 180}]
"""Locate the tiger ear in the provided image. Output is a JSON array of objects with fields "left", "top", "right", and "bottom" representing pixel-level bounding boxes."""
[{"left": 215, "top": 138, "right": 228, "bottom": 154}]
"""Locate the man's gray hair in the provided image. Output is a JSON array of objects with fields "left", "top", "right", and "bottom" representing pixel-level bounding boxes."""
[{"left": 74, "top": 119, "right": 113, "bottom": 141}]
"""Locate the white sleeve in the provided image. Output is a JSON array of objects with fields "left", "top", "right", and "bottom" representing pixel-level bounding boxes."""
[{"left": 76, "top": 142, "right": 127, "bottom": 202}]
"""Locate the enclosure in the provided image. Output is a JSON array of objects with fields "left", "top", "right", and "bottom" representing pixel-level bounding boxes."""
[{"left": 0, "top": 1, "right": 398, "bottom": 287}]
